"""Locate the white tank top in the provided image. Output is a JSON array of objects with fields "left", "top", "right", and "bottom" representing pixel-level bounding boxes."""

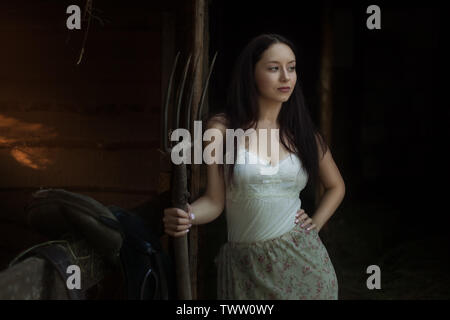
[{"left": 224, "top": 145, "right": 309, "bottom": 243}]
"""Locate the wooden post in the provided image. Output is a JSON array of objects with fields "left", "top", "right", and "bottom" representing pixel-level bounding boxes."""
[
  {"left": 316, "top": 2, "right": 334, "bottom": 224},
  {"left": 188, "top": 0, "right": 208, "bottom": 300},
  {"left": 158, "top": 0, "right": 208, "bottom": 299}
]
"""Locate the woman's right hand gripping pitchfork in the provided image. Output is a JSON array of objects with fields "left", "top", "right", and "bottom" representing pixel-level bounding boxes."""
[{"left": 163, "top": 203, "right": 195, "bottom": 237}]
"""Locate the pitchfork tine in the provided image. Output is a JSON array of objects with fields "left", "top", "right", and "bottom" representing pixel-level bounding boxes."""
[
  {"left": 174, "top": 53, "right": 193, "bottom": 130},
  {"left": 185, "top": 53, "right": 201, "bottom": 132},
  {"left": 161, "top": 51, "right": 181, "bottom": 153},
  {"left": 197, "top": 51, "right": 218, "bottom": 122}
]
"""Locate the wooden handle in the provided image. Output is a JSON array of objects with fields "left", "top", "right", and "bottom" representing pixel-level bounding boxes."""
[{"left": 171, "top": 162, "right": 192, "bottom": 299}]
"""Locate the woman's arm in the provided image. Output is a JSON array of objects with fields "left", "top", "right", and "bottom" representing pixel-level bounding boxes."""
[
  {"left": 311, "top": 141, "right": 346, "bottom": 232},
  {"left": 163, "top": 115, "right": 227, "bottom": 236},
  {"left": 190, "top": 115, "right": 226, "bottom": 224},
  {"left": 189, "top": 194, "right": 224, "bottom": 225}
]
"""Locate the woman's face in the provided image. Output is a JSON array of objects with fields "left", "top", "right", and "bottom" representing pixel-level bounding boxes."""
[{"left": 254, "top": 43, "right": 297, "bottom": 104}]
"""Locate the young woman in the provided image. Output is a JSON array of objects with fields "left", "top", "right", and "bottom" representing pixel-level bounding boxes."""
[{"left": 163, "top": 34, "right": 345, "bottom": 299}]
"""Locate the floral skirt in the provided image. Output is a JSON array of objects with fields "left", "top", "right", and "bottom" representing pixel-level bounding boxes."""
[{"left": 214, "top": 223, "right": 338, "bottom": 300}]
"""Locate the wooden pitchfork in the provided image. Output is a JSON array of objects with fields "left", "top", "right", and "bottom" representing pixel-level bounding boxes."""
[{"left": 159, "top": 50, "right": 218, "bottom": 299}]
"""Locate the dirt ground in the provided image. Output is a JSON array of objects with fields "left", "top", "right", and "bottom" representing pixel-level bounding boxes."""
[{"left": 322, "top": 200, "right": 450, "bottom": 300}]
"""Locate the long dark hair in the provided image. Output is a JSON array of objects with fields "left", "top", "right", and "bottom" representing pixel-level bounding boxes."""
[{"left": 206, "top": 33, "right": 327, "bottom": 189}]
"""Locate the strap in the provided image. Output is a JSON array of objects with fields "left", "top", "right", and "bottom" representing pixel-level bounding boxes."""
[
  {"left": 10, "top": 243, "right": 85, "bottom": 300},
  {"left": 33, "top": 245, "right": 85, "bottom": 300},
  {"left": 154, "top": 252, "right": 169, "bottom": 300},
  {"left": 139, "top": 247, "right": 169, "bottom": 300},
  {"left": 140, "top": 268, "right": 159, "bottom": 300},
  {"left": 97, "top": 215, "right": 124, "bottom": 233}
]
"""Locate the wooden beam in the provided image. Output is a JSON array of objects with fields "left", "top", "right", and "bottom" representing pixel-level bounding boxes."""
[
  {"left": 318, "top": 3, "right": 334, "bottom": 146},
  {"left": 316, "top": 3, "right": 334, "bottom": 223},
  {"left": 189, "top": 0, "right": 208, "bottom": 300}
]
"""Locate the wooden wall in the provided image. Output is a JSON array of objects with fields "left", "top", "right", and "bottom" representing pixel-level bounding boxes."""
[{"left": 0, "top": 0, "right": 177, "bottom": 269}]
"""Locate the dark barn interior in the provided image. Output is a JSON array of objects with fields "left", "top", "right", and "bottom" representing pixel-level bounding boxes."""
[{"left": 0, "top": 0, "right": 448, "bottom": 300}]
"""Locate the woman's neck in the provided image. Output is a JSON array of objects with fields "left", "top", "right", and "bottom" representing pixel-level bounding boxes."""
[{"left": 256, "top": 98, "right": 282, "bottom": 128}]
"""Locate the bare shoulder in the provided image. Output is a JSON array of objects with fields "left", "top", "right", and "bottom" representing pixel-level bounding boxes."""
[
  {"left": 206, "top": 113, "right": 229, "bottom": 134},
  {"left": 315, "top": 133, "right": 329, "bottom": 161}
]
